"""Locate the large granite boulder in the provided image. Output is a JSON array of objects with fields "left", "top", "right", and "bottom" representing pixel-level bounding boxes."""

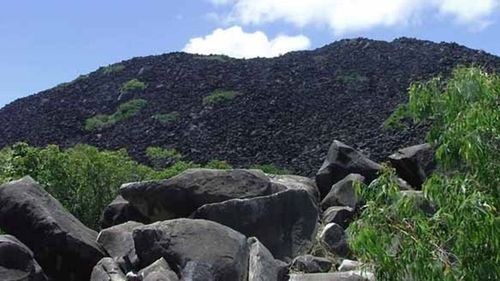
[
  {"left": 316, "top": 140, "right": 381, "bottom": 198},
  {"left": 193, "top": 189, "right": 319, "bottom": 261},
  {"left": 139, "top": 258, "right": 179, "bottom": 281},
  {"left": 389, "top": 143, "right": 435, "bottom": 189},
  {"left": 0, "top": 235, "right": 47, "bottom": 281},
  {"left": 319, "top": 223, "right": 349, "bottom": 258},
  {"left": 99, "top": 195, "right": 150, "bottom": 229},
  {"left": 321, "top": 206, "right": 355, "bottom": 229},
  {"left": 90, "top": 258, "right": 126, "bottom": 281},
  {"left": 320, "top": 174, "right": 365, "bottom": 210},
  {"left": 291, "top": 255, "right": 332, "bottom": 273},
  {"left": 97, "top": 221, "right": 143, "bottom": 272},
  {"left": 267, "top": 174, "right": 320, "bottom": 203},
  {"left": 289, "top": 271, "right": 374, "bottom": 281},
  {"left": 248, "top": 237, "right": 288, "bottom": 281},
  {"left": 0, "top": 176, "right": 106, "bottom": 281},
  {"left": 121, "top": 169, "right": 285, "bottom": 221},
  {"left": 133, "top": 219, "right": 249, "bottom": 281}
]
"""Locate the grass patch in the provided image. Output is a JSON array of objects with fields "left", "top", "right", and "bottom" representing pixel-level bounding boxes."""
[
  {"left": 153, "top": 111, "right": 179, "bottom": 124},
  {"left": 85, "top": 99, "right": 147, "bottom": 131},
  {"left": 336, "top": 73, "right": 368, "bottom": 84},
  {"left": 250, "top": 164, "right": 290, "bottom": 175},
  {"left": 195, "top": 54, "right": 231, "bottom": 63},
  {"left": 101, "top": 64, "right": 125, "bottom": 75},
  {"left": 203, "top": 90, "right": 240, "bottom": 106},
  {"left": 205, "top": 160, "right": 232, "bottom": 170},
  {"left": 121, "top": 79, "right": 146, "bottom": 93}
]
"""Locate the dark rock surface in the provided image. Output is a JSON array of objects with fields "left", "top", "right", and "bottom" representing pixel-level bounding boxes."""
[
  {"left": 289, "top": 271, "right": 374, "bottom": 281},
  {"left": 319, "top": 223, "right": 349, "bottom": 258},
  {"left": 121, "top": 169, "right": 285, "bottom": 221},
  {"left": 0, "top": 235, "right": 47, "bottom": 281},
  {"left": 0, "top": 176, "right": 106, "bottom": 281},
  {"left": 133, "top": 218, "right": 249, "bottom": 281},
  {"left": 291, "top": 255, "right": 332, "bottom": 273},
  {"left": 388, "top": 143, "right": 435, "bottom": 189},
  {"left": 268, "top": 174, "right": 320, "bottom": 203},
  {"left": 96, "top": 221, "right": 143, "bottom": 272},
  {"left": 90, "top": 258, "right": 126, "bottom": 281},
  {"left": 316, "top": 140, "right": 381, "bottom": 198},
  {"left": 1, "top": 38, "right": 499, "bottom": 176},
  {"left": 192, "top": 189, "right": 319, "bottom": 261},
  {"left": 248, "top": 237, "right": 288, "bottom": 281},
  {"left": 320, "top": 174, "right": 366, "bottom": 210},
  {"left": 321, "top": 206, "right": 355, "bottom": 229},
  {"left": 139, "top": 258, "right": 179, "bottom": 281},
  {"left": 99, "top": 195, "right": 150, "bottom": 229}
]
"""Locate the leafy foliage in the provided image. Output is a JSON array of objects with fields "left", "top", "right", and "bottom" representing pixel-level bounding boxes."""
[
  {"left": 121, "top": 79, "right": 146, "bottom": 93},
  {"left": 195, "top": 54, "right": 231, "bottom": 63},
  {"left": 101, "top": 64, "right": 125, "bottom": 75},
  {"left": 146, "top": 146, "right": 183, "bottom": 170},
  {"left": 0, "top": 143, "right": 154, "bottom": 229},
  {"left": 205, "top": 160, "right": 233, "bottom": 170},
  {"left": 203, "top": 90, "right": 240, "bottom": 105},
  {"left": 85, "top": 99, "right": 148, "bottom": 131},
  {"left": 250, "top": 164, "right": 290, "bottom": 175},
  {"left": 153, "top": 111, "right": 179, "bottom": 124},
  {"left": 348, "top": 67, "right": 500, "bottom": 280},
  {"left": 0, "top": 143, "right": 240, "bottom": 230}
]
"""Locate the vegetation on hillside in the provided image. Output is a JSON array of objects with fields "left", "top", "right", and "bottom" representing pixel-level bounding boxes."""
[
  {"left": 120, "top": 79, "right": 146, "bottom": 93},
  {"left": 250, "top": 164, "right": 291, "bottom": 175},
  {"left": 153, "top": 111, "right": 179, "bottom": 124},
  {"left": 0, "top": 143, "right": 278, "bottom": 230},
  {"left": 100, "top": 64, "right": 126, "bottom": 75},
  {"left": 348, "top": 67, "right": 499, "bottom": 280},
  {"left": 203, "top": 90, "right": 240, "bottom": 105},
  {"left": 85, "top": 99, "right": 148, "bottom": 131}
]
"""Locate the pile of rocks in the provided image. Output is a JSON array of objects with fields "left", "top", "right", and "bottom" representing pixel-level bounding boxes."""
[
  {"left": 0, "top": 140, "right": 434, "bottom": 280},
  {"left": 1, "top": 38, "right": 496, "bottom": 175}
]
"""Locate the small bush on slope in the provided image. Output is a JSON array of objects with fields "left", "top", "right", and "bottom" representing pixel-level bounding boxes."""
[
  {"left": 85, "top": 99, "right": 147, "bottom": 131},
  {"left": 203, "top": 90, "right": 240, "bottom": 105},
  {"left": 250, "top": 164, "right": 291, "bottom": 175},
  {"left": 100, "top": 64, "right": 125, "bottom": 75},
  {"left": 120, "top": 78, "right": 146, "bottom": 92},
  {"left": 348, "top": 67, "right": 500, "bottom": 281},
  {"left": 153, "top": 111, "right": 179, "bottom": 124}
]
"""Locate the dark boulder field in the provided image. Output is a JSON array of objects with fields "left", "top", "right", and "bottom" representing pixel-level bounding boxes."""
[{"left": 1, "top": 37, "right": 499, "bottom": 176}]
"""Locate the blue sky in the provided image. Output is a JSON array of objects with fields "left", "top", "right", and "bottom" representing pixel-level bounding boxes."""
[{"left": 1, "top": 0, "right": 499, "bottom": 107}]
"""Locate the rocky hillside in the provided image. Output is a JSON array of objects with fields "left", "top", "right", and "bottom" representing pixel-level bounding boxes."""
[{"left": 1, "top": 37, "right": 499, "bottom": 175}]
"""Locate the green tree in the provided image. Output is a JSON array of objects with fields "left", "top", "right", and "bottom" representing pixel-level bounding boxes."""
[{"left": 348, "top": 67, "right": 499, "bottom": 280}]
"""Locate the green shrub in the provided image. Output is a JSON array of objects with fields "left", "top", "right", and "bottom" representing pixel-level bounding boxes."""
[
  {"left": 195, "top": 55, "right": 230, "bottom": 63},
  {"left": 336, "top": 73, "right": 368, "bottom": 84},
  {"left": 121, "top": 79, "right": 146, "bottom": 93},
  {"left": 250, "top": 164, "right": 290, "bottom": 175},
  {"left": 85, "top": 99, "right": 148, "bottom": 131},
  {"left": 153, "top": 112, "right": 179, "bottom": 123},
  {"left": 205, "top": 160, "right": 233, "bottom": 170},
  {"left": 348, "top": 67, "right": 499, "bottom": 280},
  {"left": 203, "top": 90, "right": 240, "bottom": 105},
  {"left": 101, "top": 64, "right": 125, "bottom": 75},
  {"left": 146, "top": 147, "right": 182, "bottom": 169},
  {"left": 0, "top": 143, "right": 154, "bottom": 229},
  {"left": 0, "top": 143, "right": 231, "bottom": 229}
]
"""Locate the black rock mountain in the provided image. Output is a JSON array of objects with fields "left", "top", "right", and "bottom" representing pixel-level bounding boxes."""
[{"left": 1, "top": 38, "right": 499, "bottom": 175}]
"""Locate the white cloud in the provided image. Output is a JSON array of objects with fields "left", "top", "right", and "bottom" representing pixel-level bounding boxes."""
[
  {"left": 437, "top": 0, "right": 498, "bottom": 24},
  {"left": 211, "top": 0, "right": 499, "bottom": 34},
  {"left": 183, "top": 26, "right": 311, "bottom": 58}
]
